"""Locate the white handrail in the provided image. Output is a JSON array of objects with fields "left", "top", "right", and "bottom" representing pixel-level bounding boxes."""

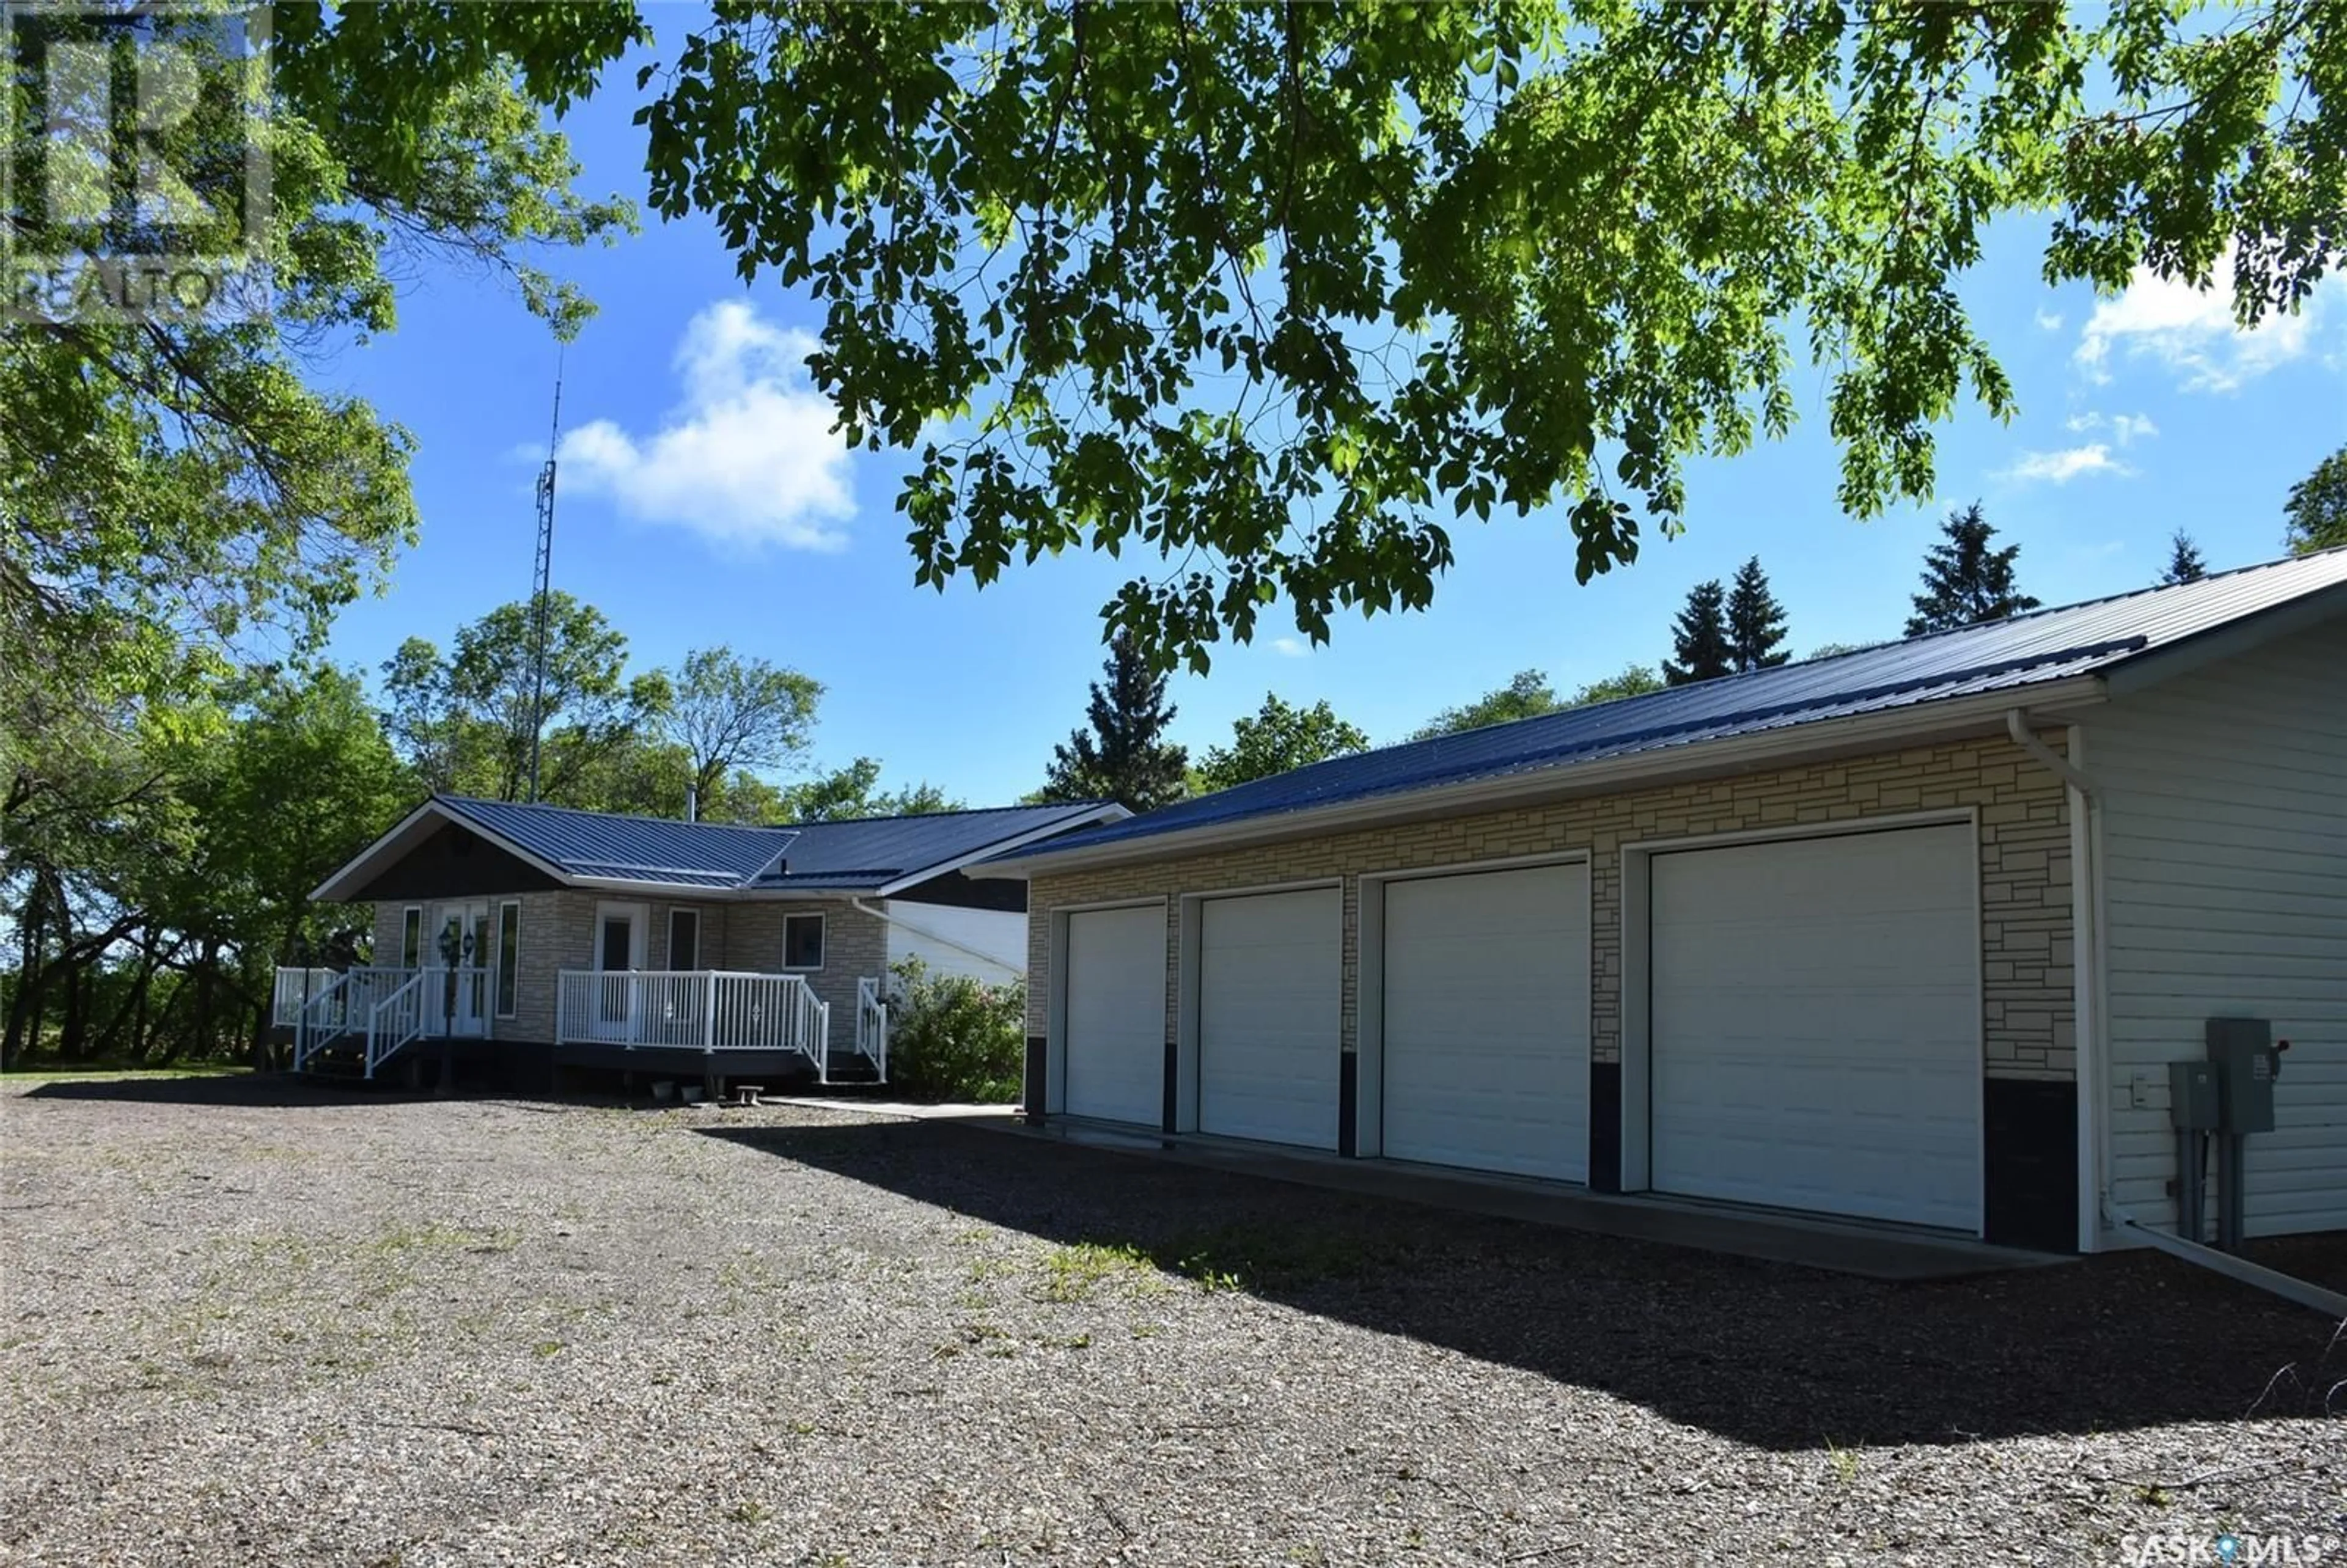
[
  {"left": 365, "top": 972, "right": 430, "bottom": 1079},
  {"left": 292, "top": 973, "right": 348, "bottom": 1071},
  {"left": 856, "top": 976, "right": 889, "bottom": 1084}
]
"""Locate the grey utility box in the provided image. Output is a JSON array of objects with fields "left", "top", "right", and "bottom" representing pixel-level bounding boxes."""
[
  {"left": 2168, "top": 1060, "right": 2221, "bottom": 1130},
  {"left": 2206, "top": 1017, "right": 2280, "bottom": 1135}
]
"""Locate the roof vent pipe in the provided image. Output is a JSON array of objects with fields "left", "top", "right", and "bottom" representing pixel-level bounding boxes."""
[{"left": 685, "top": 785, "right": 698, "bottom": 824}]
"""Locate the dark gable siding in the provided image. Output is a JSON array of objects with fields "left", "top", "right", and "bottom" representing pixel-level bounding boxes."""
[
  {"left": 889, "top": 870, "right": 1027, "bottom": 913},
  {"left": 350, "top": 821, "right": 564, "bottom": 901}
]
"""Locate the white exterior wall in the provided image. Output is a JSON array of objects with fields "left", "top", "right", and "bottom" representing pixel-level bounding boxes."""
[
  {"left": 2090, "top": 615, "right": 2347, "bottom": 1239},
  {"left": 881, "top": 900, "right": 1027, "bottom": 984}
]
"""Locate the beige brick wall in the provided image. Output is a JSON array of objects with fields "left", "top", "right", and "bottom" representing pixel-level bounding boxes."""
[
  {"left": 1026, "top": 733, "right": 2076, "bottom": 1081},
  {"left": 720, "top": 901, "right": 887, "bottom": 1028}
]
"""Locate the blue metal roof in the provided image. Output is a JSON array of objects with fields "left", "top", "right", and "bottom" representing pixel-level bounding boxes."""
[
  {"left": 1008, "top": 548, "right": 2347, "bottom": 860},
  {"left": 433, "top": 796, "right": 1114, "bottom": 892}
]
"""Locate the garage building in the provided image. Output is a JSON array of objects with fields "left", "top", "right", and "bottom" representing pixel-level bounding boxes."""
[{"left": 985, "top": 550, "right": 2347, "bottom": 1255}]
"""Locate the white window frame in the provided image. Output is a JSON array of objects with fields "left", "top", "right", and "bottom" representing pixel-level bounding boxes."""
[
  {"left": 399, "top": 906, "right": 423, "bottom": 970},
  {"left": 667, "top": 907, "right": 701, "bottom": 973},
  {"left": 495, "top": 899, "right": 521, "bottom": 1018},
  {"left": 781, "top": 911, "right": 826, "bottom": 972}
]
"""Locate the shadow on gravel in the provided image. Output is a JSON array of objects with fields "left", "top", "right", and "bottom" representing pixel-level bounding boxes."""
[
  {"left": 699, "top": 1118, "right": 2347, "bottom": 1452},
  {"left": 17, "top": 1074, "right": 435, "bottom": 1108}
]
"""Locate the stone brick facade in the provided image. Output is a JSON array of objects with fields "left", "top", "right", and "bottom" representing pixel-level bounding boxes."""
[{"left": 1025, "top": 733, "right": 2076, "bottom": 1082}]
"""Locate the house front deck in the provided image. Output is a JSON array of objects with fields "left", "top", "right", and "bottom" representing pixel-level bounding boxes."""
[{"left": 278, "top": 965, "right": 887, "bottom": 1086}]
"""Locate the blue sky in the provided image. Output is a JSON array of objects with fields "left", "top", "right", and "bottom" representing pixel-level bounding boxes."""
[{"left": 316, "top": 46, "right": 2347, "bottom": 807}]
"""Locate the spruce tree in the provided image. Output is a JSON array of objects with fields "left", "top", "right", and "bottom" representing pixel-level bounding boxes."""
[
  {"left": 1904, "top": 504, "right": 2042, "bottom": 636},
  {"left": 2159, "top": 531, "right": 2208, "bottom": 586},
  {"left": 1724, "top": 557, "right": 1791, "bottom": 672},
  {"left": 1662, "top": 581, "right": 1735, "bottom": 686},
  {"left": 1038, "top": 632, "right": 1191, "bottom": 811}
]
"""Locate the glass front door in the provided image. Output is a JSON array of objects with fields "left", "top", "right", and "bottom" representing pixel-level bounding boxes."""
[{"left": 430, "top": 901, "right": 493, "bottom": 1038}]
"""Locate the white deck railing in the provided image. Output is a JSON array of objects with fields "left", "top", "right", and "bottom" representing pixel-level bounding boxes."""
[
  {"left": 555, "top": 970, "right": 829, "bottom": 1065},
  {"left": 855, "top": 976, "right": 889, "bottom": 1083},
  {"left": 273, "top": 968, "right": 337, "bottom": 1027}
]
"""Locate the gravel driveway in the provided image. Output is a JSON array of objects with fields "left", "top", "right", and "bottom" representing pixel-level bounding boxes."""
[{"left": 2, "top": 1076, "right": 2340, "bottom": 1567}]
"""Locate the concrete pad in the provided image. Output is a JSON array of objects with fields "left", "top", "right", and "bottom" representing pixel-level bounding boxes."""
[
  {"left": 988, "top": 1116, "right": 2071, "bottom": 1282},
  {"left": 756, "top": 1096, "right": 1021, "bottom": 1123}
]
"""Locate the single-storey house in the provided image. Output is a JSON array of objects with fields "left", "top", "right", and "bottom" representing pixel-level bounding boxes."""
[
  {"left": 284, "top": 796, "right": 1125, "bottom": 1089},
  {"left": 975, "top": 549, "right": 2347, "bottom": 1255}
]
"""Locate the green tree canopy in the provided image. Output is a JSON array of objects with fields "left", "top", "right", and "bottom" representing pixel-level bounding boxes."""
[
  {"left": 1571, "top": 664, "right": 1666, "bottom": 706},
  {"left": 1664, "top": 581, "right": 1735, "bottom": 686},
  {"left": 1725, "top": 558, "right": 1792, "bottom": 672},
  {"left": 2283, "top": 445, "right": 2347, "bottom": 555},
  {"left": 1411, "top": 670, "right": 1560, "bottom": 740},
  {"left": 1040, "top": 633, "right": 1189, "bottom": 811},
  {"left": 1197, "top": 694, "right": 1372, "bottom": 793},
  {"left": 382, "top": 592, "right": 671, "bottom": 807},
  {"left": 1906, "top": 504, "right": 2041, "bottom": 636},
  {"left": 634, "top": 1, "right": 2342, "bottom": 669},
  {"left": 777, "top": 759, "right": 961, "bottom": 823},
  {"left": 666, "top": 647, "right": 821, "bottom": 808}
]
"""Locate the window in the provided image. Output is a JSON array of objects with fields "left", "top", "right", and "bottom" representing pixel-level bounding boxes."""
[
  {"left": 399, "top": 907, "right": 422, "bottom": 970},
  {"left": 496, "top": 902, "right": 521, "bottom": 1017},
  {"left": 782, "top": 912, "right": 825, "bottom": 970},
  {"left": 668, "top": 907, "right": 700, "bottom": 972}
]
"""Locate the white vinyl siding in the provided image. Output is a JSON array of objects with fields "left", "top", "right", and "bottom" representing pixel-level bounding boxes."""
[
  {"left": 881, "top": 901, "right": 1027, "bottom": 983},
  {"left": 1647, "top": 824, "right": 1983, "bottom": 1231},
  {"left": 1062, "top": 905, "right": 1168, "bottom": 1127},
  {"left": 1196, "top": 888, "right": 1342, "bottom": 1149},
  {"left": 2091, "top": 616, "right": 2347, "bottom": 1239},
  {"left": 1379, "top": 863, "right": 1591, "bottom": 1181}
]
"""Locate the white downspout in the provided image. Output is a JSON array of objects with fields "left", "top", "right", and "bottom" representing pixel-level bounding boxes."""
[
  {"left": 2005, "top": 710, "right": 2106, "bottom": 1255},
  {"left": 849, "top": 898, "right": 1024, "bottom": 983}
]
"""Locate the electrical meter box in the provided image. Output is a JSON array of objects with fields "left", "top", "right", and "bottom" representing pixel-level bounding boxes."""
[
  {"left": 2205, "top": 1017, "right": 2279, "bottom": 1135},
  {"left": 2168, "top": 1060, "right": 2221, "bottom": 1130}
]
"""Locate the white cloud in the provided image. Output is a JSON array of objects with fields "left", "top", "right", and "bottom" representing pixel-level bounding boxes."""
[
  {"left": 2062, "top": 411, "right": 2159, "bottom": 445},
  {"left": 1271, "top": 636, "right": 1311, "bottom": 658},
  {"left": 2001, "top": 444, "right": 2135, "bottom": 485},
  {"left": 2034, "top": 308, "right": 2064, "bottom": 332},
  {"left": 558, "top": 301, "right": 852, "bottom": 551},
  {"left": 2074, "top": 262, "right": 2321, "bottom": 393}
]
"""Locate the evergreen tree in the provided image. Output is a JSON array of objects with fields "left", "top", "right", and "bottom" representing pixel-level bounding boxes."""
[
  {"left": 1662, "top": 581, "right": 1735, "bottom": 686},
  {"left": 1724, "top": 557, "right": 1791, "bottom": 672},
  {"left": 1039, "top": 634, "right": 1190, "bottom": 811},
  {"left": 1905, "top": 504, "right": 2042, "bottom": 636},
  {"left": 2159, "top": 532, "right": 2208, "bottom": 586}
]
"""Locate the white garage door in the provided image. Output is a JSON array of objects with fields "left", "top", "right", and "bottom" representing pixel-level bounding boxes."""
[
  {"left": 1650, "top": 824, "right": 1980, "bottom": 1231},
  {"left": 1382, "top": 863, "right": 1590, "bottom": 1180},
  {"left": 1063, "top": 905, "right": 1167, "bottom": 1127},
  {"left": 1199, "top": 888, "right": 1341, "bottom": 1148}
]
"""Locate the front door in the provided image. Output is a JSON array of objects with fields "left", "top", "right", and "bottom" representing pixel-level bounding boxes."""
[
  {"left": 428, "top": 901, "right": 493, "bottom": 1038},
  {"left": 593, "top": 902, "right": 647, "bottom": 1041}
]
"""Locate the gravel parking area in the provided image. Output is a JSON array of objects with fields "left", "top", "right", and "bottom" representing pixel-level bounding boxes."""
[{"left": 2, "top": 1076, "right": 2341, "bottom": 1567}]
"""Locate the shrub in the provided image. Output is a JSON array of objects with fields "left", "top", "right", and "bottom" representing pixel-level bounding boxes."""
[{"left": 883, "top": 958, "right": 1025, "bottom": 1103}]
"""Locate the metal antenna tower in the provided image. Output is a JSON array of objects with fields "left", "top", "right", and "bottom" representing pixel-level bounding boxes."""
[{"left": 524, "top": 348, "right": 565, "bottom": 804}]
